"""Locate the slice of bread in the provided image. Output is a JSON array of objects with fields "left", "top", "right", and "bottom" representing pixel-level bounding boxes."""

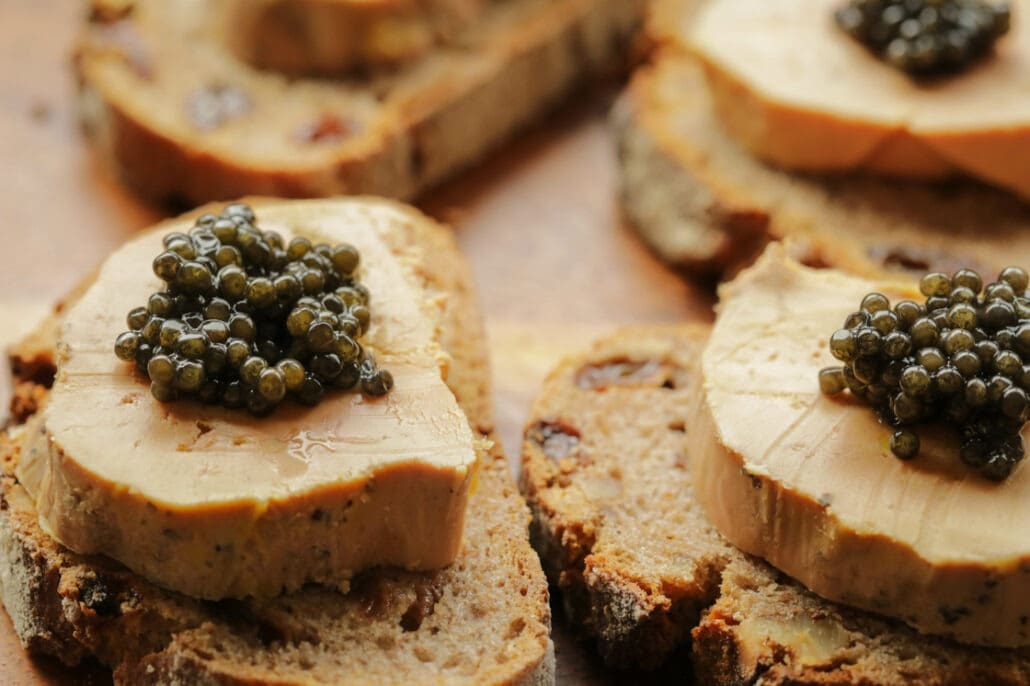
[
  {"left": 0, "top": 199, "right": 554, "bottom": 685},
  {"left": 613, "top": 55, "right": 1030, "bottom": 279},
  {"left": 75, "top": 0, "right": 644, "bottom": 205},
  {"left": 223, "top": 0, "right": 486, "bottom": 74},
  {"left": 520, "top": 325, "right": 1030, "bottom": 681}
]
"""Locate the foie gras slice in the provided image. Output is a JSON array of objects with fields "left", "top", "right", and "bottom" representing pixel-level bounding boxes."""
[
  {"left": 16, "top": 198, "right": 478, "bottom": 600},
  {"left": 691, "top": 243, "right": 1030, "bottom": 647},
  {"left": 687, "top": 0, "right": 1030, "bottom": 199}
]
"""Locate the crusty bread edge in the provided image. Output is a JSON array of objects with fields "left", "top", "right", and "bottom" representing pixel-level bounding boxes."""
[{"left": 1, "top": 198, "right": 555, "bottom": 686}]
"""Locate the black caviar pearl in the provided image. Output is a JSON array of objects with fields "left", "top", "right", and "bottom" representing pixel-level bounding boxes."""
[
  {"left": 301, "top": 269, "right": 326, "bottom": 295},
  {"left": 277, "top": 358, "right": 306, "bottom": 392},
  {"left": 114, "top": 331, "right": 141, "bottom": 361},
  {"left": 229, "top": 313, "right": 256, "bottom": 341},
  {"left": 988, "top": 375, "right": 1014, "bottom": 404},
  {"left": 870, "top": 309, "right": 900, "bottom": 334},
  {"left": 934, "top": 366, "right": 964, "bottom": 395},
  {"left": 821, "top": 367, "right": 847, "bottom": 395},
  {"left": 222, "top": 381, "right": 244, "bottom": 409},
  {"left": 175, "top": 360, "right": 205, "bottom": 392},
  {"left": 127, "top": 307, "right": 150, "bottom": 331},
  {"left": 900, "top": 365, "right": 931, "bottom": 396},
  {"left": 258, "top": 367, "right": 287, "bottom": 403},
  {"left": 226, "top": 338, "right": 250, "bottom": 369},
  {"left": 204, "top": 298, "right": 232, "bottom": 322},
  {"left": 892, "top": 392, "right": 924, "bottom": 423},
  {"left": 893, "top": 300, "right": 923, "bottom": 328},
  {"left": 921, "top": 272, "right": 952, "bottom": 297},
  {"left": 916, "top": 347, "right": 946, "bottom": 372},
  {"left": 953, "top": 350, "right": 981, "bottom": 377},
  {"left": 994, "top": 349, "right": 1024, "bottom": 377},
  {"left": 948, "top": 286, "right": 977, "bottom": 305},
  {"left": 953, "top": 268, "right": 983, "bottom": 293},
  {"left": 853, "top": 356, "right": 883, "bottom": 384},
  {"left": 336, "top": 287, "right": 365, "bottom": 309},
  {"left": 1001, "top": 386, "right": 1029, "bottom": 420},
  {"left": 987, "top": 282, "right": 1016, "bottom": 303},
  {"left": 350, "top": 305, "right": 371, "bottom": 334},
  {"left": 890, "top": 430, "right": 920, "bottom": 460},
  {"left": 331, "top": 244, "right": 360, "bottom": 275},
  {"left": 287, "top": 237, "right": 312, "bottom": 260},
  {"left": 297, "top": 375, "right": 325, "bottom": 406},
  {"left": 218, "top": 266, "right": 248, "bottom": 301},
  {"left": 165, "top": 237, "right": 196, "bottom": 260},
  {"left": 976, "top": 339, "right": 1001, "bottom": 364},
  {"left": 306, "top": 321, "right": 336, "bottom": 353},
  {"left": 362, "top": 368, "right": 394, "bottom": 397},
  {"left": 240, "top": 356, "right": 269, "bottom": 387},
  {"left": 287, "top": 307, "right": 317, "bottom": 337},
  {"left": 153, "top": 251, "right": 183, "bottom": 282},
  {"left": 246, "top": 277, "right": 276, "bottom": 309},
  {"left": 1001, "top": 266, "right": 1029, "bottom": 295},
  {"left": 147, "top": 354, "right": 175, "bottom": 385},
  {"left": 205, "top": 343, "right": 228, "bottom": 375},
  {"left": 141, "top": 316, "right": 165, "bottom": 345},
  {"left": 178, "top": 261, "right": 214, "bottom": 294},
  {"left": 333, "top": 361, "right": 362, "bottom": 390},
  {"left": 151, "top": 382, "right": 177, "bottom": 403}
]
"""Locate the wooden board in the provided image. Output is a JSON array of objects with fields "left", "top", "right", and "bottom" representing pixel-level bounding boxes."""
[{"left": 0, "top": 2, "right": 712, "bottom": 684}]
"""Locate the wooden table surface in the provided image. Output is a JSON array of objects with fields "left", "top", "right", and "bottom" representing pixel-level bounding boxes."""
[{"left": 0, "top": 2, "right": 713, "bottom": 683}]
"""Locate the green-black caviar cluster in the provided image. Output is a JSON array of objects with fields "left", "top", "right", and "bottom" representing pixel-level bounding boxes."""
[
  {"left": 820, "top": 267, "right": 1030, "bottom": 481},
  {"left": 114, "top": 203, "right": 393, "bottom": 415},
  {"left": 835, "top": 0, "right": 1011, "bottom": 76}
]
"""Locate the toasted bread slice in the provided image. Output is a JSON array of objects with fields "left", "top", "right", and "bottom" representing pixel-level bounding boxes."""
[
  {"left": 0, "top": 199, "right": 554, "bottom": 685},
  {"left": 613, "top": 56, "right": 1030, "bottom": 278},
  {"left": 520, "top": 325, "right": 1030, "bottom": 681},
  {"left": 75, "top": 0, "right": 644, "bottom": 205}
]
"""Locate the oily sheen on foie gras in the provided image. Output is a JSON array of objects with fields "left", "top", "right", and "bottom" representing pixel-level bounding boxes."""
[
  {"left": 690, "top": 244, "right": 1030, "bottom": 647},
  {"left": 16, "top": 199, "right": 478, "bottom": 600}
]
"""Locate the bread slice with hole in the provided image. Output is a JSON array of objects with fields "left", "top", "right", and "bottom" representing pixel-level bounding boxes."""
[
  {"left": 75, "top": 0, "right": 644, "bottom": 205},
  {"left": 612, "top": 54, "right": 1030, "bottom": 279},
  {"left": 0, "top": 198, "right": 554, "bottom": 685},
  {"left": 519, "top": 324, "right": 1030, "bottom": 681}
]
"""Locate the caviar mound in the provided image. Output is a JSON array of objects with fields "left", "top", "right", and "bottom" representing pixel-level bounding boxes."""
[
  {"left": 820, "top": 266, "right": 1030, "bottom": 479},
  {"left": 114, "top": 203, "right": 392, "bottom": 416},
  {"left": 836, "top": 0, "right": 1012, "bottom": 77}
]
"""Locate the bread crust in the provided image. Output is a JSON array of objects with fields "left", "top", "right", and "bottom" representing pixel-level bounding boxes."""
[
  {"left": 614, "top": 56, "right": 1030, "bottom": 280},
  {"left": 0, "top": 199, "right": 553, "bottom": 686},
  {"left": 75, "top": 0, "right": 644, "bottom": 205}
]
